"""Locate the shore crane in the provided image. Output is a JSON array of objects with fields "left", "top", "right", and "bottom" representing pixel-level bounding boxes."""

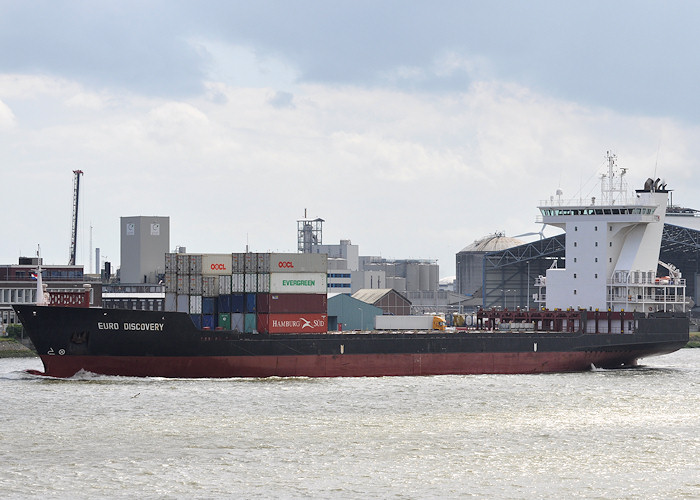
[{"left": 69, "top": 170, "right": 83, "bottom": 266}]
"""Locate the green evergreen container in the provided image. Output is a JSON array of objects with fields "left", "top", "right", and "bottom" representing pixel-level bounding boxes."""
[{"left": 218, "top": 313, "right": 231, "bottom": 330}]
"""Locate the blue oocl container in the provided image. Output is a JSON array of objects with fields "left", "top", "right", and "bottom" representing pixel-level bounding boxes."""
[
  {"left": 245, "top": 294, "right": 256, "bottom": 313},
  {"left": 231, "top": 294, "right": 245, "bottom": 313},
  {"left": 218, "top": 294, "right": 233, "bottom": 313},
  {"left": 190, "top": 314, "right": 202, "bottom": 329},
  {"left": 202, "top": 314, "right": 216, "bottom": 329},
  {"left": 202, "top": 297, "right": 217, "bottom": 315}
]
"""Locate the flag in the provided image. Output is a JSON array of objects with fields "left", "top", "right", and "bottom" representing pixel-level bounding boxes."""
[{"left": 31, "top": 272, "right": 38, "bottom": 280}]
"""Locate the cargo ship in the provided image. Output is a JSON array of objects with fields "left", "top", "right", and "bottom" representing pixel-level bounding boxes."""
[{"left": 13, "top": 154, "right": 690, "bottom": 378}]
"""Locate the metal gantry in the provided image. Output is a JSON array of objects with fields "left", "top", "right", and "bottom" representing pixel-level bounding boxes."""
[
  {"left": 480, "top": 224, "right": 700, "bottom": 311},
  {"left": 69, "top": 170, "right": 83, "bottom": 266},
  {"left": 482, "top": 235, "right": 565, "bottom": 310}
]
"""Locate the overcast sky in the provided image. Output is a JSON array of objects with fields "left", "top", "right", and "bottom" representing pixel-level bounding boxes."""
[{"left": 2, "top": 1, "right": 700, "bottom": 278}]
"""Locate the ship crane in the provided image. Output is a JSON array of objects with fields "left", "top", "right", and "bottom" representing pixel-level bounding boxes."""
[{"left": 69, "top": 170, "right": 83, "bottom": 266}]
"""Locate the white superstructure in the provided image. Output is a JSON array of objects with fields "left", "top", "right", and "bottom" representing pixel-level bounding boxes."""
[{"left": 535, "top": 152, "right": 685, "bottom": 312}]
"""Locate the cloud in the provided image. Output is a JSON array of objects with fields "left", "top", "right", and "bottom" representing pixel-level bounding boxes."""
[
  {"left": 268, "top": 91, "right": 295, "bottom": 109},
  {"left": 2, "top": 2, "right": 700, "bottom": 124},
  {"left": 3, "top": 69, "right": 700, "bottom": 276},
  {"left": 0, "top": 99, "right": 16, "bottom": 129}
]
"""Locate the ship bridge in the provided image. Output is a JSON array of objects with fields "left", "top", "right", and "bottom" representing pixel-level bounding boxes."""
[{"left": 533, "top": 152, "right": 685, "bottom": 313}]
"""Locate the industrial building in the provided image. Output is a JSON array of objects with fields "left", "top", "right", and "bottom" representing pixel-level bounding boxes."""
[
  {"left": 301, "top": 216, "right": 441, "bottom": 295},
  {"left": 463, "top": 215, "right": 700, "bottom": 314},
  {"left": 327, "top": 294, "right": 383, "bottom": 331},
  {"left": 456, "top": 232, "right": 525, "bottom": 298},
  {"left": 0, "top": 258, "right": 101, "bottom": 332},
  {"left": 351, "top": 289, "right": 412, "bottom": 316},
  {"left": 120, "top": 216, "right": 170, "bottom": 284}
]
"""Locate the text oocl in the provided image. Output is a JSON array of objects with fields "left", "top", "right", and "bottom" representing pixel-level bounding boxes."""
[
  {"left": 278, "top": 262, "right": 295, "bottom": 268},
  {"left": 210, "top": 263, "right": 228, "bottom": 271}
]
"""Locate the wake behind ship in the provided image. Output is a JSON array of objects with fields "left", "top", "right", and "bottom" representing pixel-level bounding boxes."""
[{"left": 13, "top": 153, "right": 690, "bottom": 378}]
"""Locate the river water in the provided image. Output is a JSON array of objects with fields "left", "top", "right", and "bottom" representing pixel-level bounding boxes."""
[{"left": 1, "top": 351, "right": 699, "bottom": 499}]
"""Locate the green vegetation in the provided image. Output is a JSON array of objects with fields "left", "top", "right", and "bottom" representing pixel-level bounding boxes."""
[
  {"left": 4, "top": 324, "right": 24, "bottom": 339},
  {"left": 0, "top": 337, "right": 36, "bottom": 357},
  {"left": 687, "top": 332, "right": 700, "bottom": 348}
]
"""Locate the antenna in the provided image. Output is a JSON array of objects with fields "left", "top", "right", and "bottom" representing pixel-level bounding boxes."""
[
  {"left": 654, "top": 139, "right": 661, "bottom": 179},
  {"left": 89, "top": 223, "right": 93, "bottom": 274}
]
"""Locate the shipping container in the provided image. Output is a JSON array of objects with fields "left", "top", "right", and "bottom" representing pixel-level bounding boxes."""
[
  {"left": 189, "top": 254, "right": 203, "bottom": 274},
  {"left": 202, "top": 314, "right": 216, "bottom": 330},
  {"left": 269, "top": 273, "right": 327, "bottom": 294},
  {"left": 202, "top": 254, "right": 233, "bottom": 276},
  {"left": 231, "top": 293, "right": 245, "bottom": 313},
  {"left": 218, "top": 313, "right": 231, "bottom": 330},
  {"left": 258, "top": 273, "right": 270, "bottom": 292},
  {"left": 219, "top": 275, "right": 232, "bottom": 295},
  {"left": 165, "top": 292, "right": 177, "bottom": 312},
  {"left": 177, "top": 254, "right": 188, "bottom": 274},
  {"left": 257, "top": 293, "right": 327, "bottom": 314},
  {"left": 244, "top": 273, "right": 257, "bottom": 293},
  {"left": 232, "top": 253, "right": 245, "bottom": 273},
  {"left": 256, "top": 253, "right": 270, "bottom": 273},
  {"left": 189, "top": 274, "right": 203, "bottom": 295},
  {"left": 189, "top": 295, "right": 202, "bottom": 314},
  {"left": 245, "top": 293, "right": 256, "bottom": 313},
  {"left": 202, "top": 297, "right": 217, "bottom": 315},
  {"left": 218, "top": 294, "right": 233, "bottom": 313},
  {"left": 202, "top": 275, "right": 219, "bottom": 297},
  {"left": 164, "top": 272, "right": 177, "bottom": 293},
  {"left": 270, "top": 253, "right": 328, "bottom": 273},
  {"left": 165, "top": 253, "right": 177, "bottom": 273},
  {"left": 190, "top": 314, "right": 202, "bottom": 329},
  {"left": 244, "top": 253, "right": 254, "bottom": 273},
  {"left": 176, "top": 275, "right": 190, "bottom": 295},
  {"left": 176, "top": 294, "right": 189, "bottom": 312},
  {"left": 231, "top": 313, "right": 244, "bottom": 331},
  {"left": 244, "top": 313, "right": 257, "bottom": 333},
  {"left": 232, "top": 273, "right": 245, "bottom": 292},
  {"left": 257, "top": 313, "right": 328, "bottom": 334}
]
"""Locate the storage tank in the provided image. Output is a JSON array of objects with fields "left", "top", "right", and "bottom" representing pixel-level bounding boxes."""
[
  {"left": 405, "top": 263, "right": 420, "bottom": 292},
  {"left": 386, "top": 276, "right": 407, "bottom": 293},
  {"left": 456, "top": 233, "right": 525, "bottom": 296},
  {"left": 419, "top": 264, "right": 430, "bottom": 291},
  {"left": 429, "top": 264, "right": 439, "bottom": 292}
]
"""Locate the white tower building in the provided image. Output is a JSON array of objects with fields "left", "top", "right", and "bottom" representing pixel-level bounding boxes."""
[
  {"left": 120, "top": 216, "right": 170, "bottom": 284},
  {"left": 536, "top": 152, "right": 685, "bottom": 312}
]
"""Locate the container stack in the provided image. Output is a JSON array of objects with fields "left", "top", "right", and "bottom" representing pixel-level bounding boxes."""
[
  {"left": 164, "top": 252, "right": 328, "bottom": 333},
  {"left": 257, "top": 253, "right": 328, "bottom": 334}
]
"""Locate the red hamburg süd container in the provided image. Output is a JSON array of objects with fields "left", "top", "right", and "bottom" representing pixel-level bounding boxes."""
[
  {"left": 257, "top": 313, "right": 328, "bottom": 334},
  {"left": 256, "top": 293, "right": 327, "bottom": 314}
]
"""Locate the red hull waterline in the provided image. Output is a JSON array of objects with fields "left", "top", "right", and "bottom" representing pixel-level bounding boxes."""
[{"left": 31, "top": 349, "right": 672, "bottom": 379}]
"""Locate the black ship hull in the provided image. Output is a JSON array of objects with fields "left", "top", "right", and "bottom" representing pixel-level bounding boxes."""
[{"left": 13, "top": 304, "right": 690, "bottom": 378}]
